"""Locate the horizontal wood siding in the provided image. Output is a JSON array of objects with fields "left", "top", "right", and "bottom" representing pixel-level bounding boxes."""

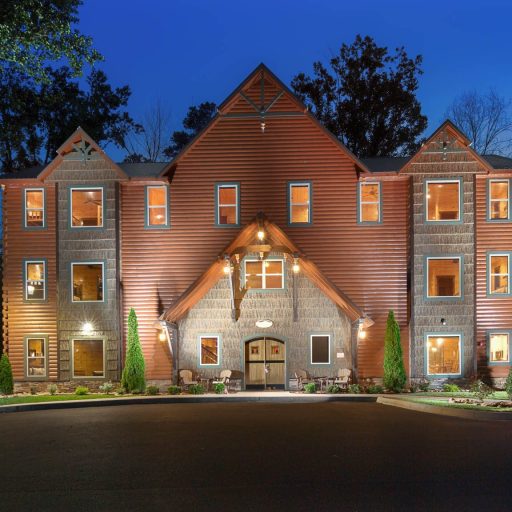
[
  {"left": 476, "top": 174, "right": 512, "bottom": 379},
  {"left": 3, "top": 184, "right": 58, "bottom": 380},
  {"left": 121, "top": 112, "right": 410, "bottom": 379}
]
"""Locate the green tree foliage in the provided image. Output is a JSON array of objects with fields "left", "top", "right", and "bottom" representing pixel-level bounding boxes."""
[
  {"left": 0, "top": 0, "right": 102, "bottom": 82},
  {"left": 0, "top": 65, "right": 137, "bottom": 171},
  {"left": 505, "top": 367, "right": 512, "bottom": 400},
  {"left": 383, "top": 310, "right": 406, "bottom": 392},
  {"left": 0, "top": 353, "right": 14, "bottom": 395},
  {"left": 164, "top": 101, "right": 216, "bottom": 158},
  {"left": 291, "top": 35, "right": 427, "bottom": 157},
  {"left": 121, "top": 308, "right": 146, "bottom": 393}
]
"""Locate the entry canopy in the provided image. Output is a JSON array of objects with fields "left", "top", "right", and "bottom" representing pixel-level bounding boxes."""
[{"left": 160, "top": 213, "right": 372, "bottom": 326}]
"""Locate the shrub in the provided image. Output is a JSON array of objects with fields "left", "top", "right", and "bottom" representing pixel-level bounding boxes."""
[
  {"left": 0, "top": 353, "right": 14, "bottom": 395},
  {"left": 418, "top": 380, "right": 430, "bottom": 392},
  {"left": 326, "top": 384, "right": 341, "bottom": 394},
  {"left": 115, "top": 386, "right": 125, "bottom": 395},
  {"left": 47, "top": 384, "right": 58, "bottom": 395},
  {"left": 99, "top": 381, "right": 114, "bottom": 394},
  {"left": 75, "top": 386, "right": 89, "bottom": 396},
  {"left": 383, "top": 310, "right": 406, "bottom": 392},
  {"left": 213, "top": 382, "right": 225, "bottom": 394},
  {"left": 30, "top": 386, "right": 38, "bottom": 395},
  {"left": 348, "top": 384, "right": 361, "bottom": 394},
  {"left": 506, "top": 368, "right": 512, "bottom": 400},
  {"left": 146, "top": 385, "right": 159, "bottom": 395},
  {"left": 188, "top": 384, "right": 205, "bottom": 395},
  {"left": 366, "top": 384, "right": 384, "bottom": 394},
  {"left": 168, "top": 385, "right": 181, "bottom": 395},
  {"left": 303, "top": 383, "right": 316, "bottom": 394},
  {"left": 471, "top": 379, "right": 493, "bottom": 401},
  {"left": 443, "top": 383, "right": 460, "bottom": 393},
  {"left": 121, "top": 308, "right": 146, "bottom": 393}
]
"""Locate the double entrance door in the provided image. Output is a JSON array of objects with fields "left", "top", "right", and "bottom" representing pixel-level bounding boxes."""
[{"left": 244, "top": 337, "right": 285, "bottom": 390}]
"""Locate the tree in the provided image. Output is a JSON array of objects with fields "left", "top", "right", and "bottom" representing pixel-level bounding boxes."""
[
  {"left": 505, "top": 367, "right": 512, "bottom": 400},
  {"left": 444, "top": 90, "right": 512, "bottom": 155},
  {"left": 164, "top": 101, "right": 216, "bottom": 159},
  {"left": 122, "top": 101, "right": 171, "bottom": 163},
  {"left": 0, "top": 353, "right": 14, "bottom": 395},
  {"left": 121, "top": 308, "right": 146, "bottom": 393},
  {"left": 383, "top": 310, "right": 406, "bottom": 392},
  {"left": 0, "top": 0, "right": 101, "bottom": 82},
  {"left": 0, "top": 65, "right": 138, "bottom": 171},
  {"left": 291, "top": 35, "right": 427, "bottom": 157}
]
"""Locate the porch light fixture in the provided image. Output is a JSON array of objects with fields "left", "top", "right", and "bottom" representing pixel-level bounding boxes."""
[
  {"left": 257, "top": 229, "right": 265, "bottom": 241},
  {"left": 260, "top": 121, "right": 266, "bottom": 133},
  {"left": 292, "top": 258, "right": 300, "bottom": 274},
  {"left": 158, "top": 330, "right": 167, "bottom": 342},
  {"left": 82, "top": 322, "right": 93, "bottom": 335},
  {"left": 223, "top": 255, "right": 231, "bottom": 274},
  {"left": 359, "top": 329, "right": 367, "bottom": 340},
  {"left": 255, "top": 319, "right": 273, "bottom": 329}
]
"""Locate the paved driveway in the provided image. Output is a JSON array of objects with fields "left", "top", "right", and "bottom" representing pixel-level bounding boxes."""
[{"left": 1, "top": 402, "right": 511, "bottom": 511}]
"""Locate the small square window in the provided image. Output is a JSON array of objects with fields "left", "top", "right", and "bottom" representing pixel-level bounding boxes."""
[
  {"left": 311, "top": 335, "right": 330, "bottom": 364},
  {"left": 426, "top": 257, "right": 461, "bottom": 298},
  {"left": 73, "top": 339, "right": 104, "bottom": 377},
  {"left": 244, "top": 260, "right": 284, "bottom": 290},
  {"left": 489, "top": 333, "right": 509, "bottom": 363},
  {"left": 289, "top": 183, "right": 311, "bottom": 224},
  {"left": 24, "top": 189, "right": 45, "bottom": 228},
  {"left": 24, "top": 260, "right": 46, "bottom": 301},
  {"left": 71, "top": 263, "right": 104, "bottom": 302},
  {"left": 71, "top": 188, "right": 103, "bottom": 227}
]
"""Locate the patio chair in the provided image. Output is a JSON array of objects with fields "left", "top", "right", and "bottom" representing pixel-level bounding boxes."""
[
  {"left": 212, "top": 370, "right": 232, "bottom": 389},
  {"left": 334, "top": 368, "right": 351, "bottom": 390},
  {"left": 179, "top": 369, "right": 198, "bottom": 390},
  {"left": 295, "top": 369, "right": 314, "bottom": 390}
]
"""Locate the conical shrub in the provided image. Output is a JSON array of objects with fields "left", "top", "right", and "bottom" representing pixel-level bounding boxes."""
[
  {"left": 0, "top": 353, "right": 14, "bottom": 395},
  {"left": 383, "top": 310, "right": 406, "bottom": 392},
  {"left": 121, "top": 308, "right": 146, "bottom": 393}
]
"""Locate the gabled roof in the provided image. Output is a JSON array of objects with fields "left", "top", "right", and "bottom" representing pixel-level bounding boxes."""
[
  {"left": 159, "top": 63, "right": 371, "bottom": 177},
  {"left": 160, "top": 213, "right": 366, "bottom": 323},
  {"left": 38, "top": 127, "right": 128, "bottom": 181}
]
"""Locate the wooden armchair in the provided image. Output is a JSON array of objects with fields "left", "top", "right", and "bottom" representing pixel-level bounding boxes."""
[
  {"left": 179, "top": 369, "right": 198, "bottom": 390},
  {"left": 334, "top": 368, "right": 351, "bottom": 390}
]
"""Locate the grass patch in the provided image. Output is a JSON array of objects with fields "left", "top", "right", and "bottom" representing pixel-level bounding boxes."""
[
  {"left": 414, "top": 391, "right": 508, "bottom": 399},
  {"left": 407, "top": 397, "right": 512, "bottom": 412},
  {"left": 0, "top": 394, "right": 117, "bottom": 406}
]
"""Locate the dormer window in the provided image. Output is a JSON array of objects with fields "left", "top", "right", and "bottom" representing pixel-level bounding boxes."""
[
  {"left": 425, "top": 179, "right": 461, "bottom": 222},
  {"left": 70, "top": 187, "right": 103, "bottom": 227}
]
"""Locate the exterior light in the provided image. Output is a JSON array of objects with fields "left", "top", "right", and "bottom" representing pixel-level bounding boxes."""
[
  {"left": 260, "top": 121, "right": 266, "bottom": 133},
  {"left": 440, "top": 318, "right": 447, "bottom": 326},
  {"left": 359, "top": 329, "right": 367, "bottom": 339},
  {"left": 257, "top": 230, "right": 265, "bottom": 241},
  {"left": 223, "top": 263, "right": 231, "bottom": 274},
  {"left": 158, "top": 330, "right": 167, "bottom": 342},
  {"left": 292, "top": 258, "right": 300, "bottom": 273},
  {"left": 82, "top": 322, "right": 93, "bottom": 335},
  {"left": 256, "top": 319, "right": 273, "bottom": 329}
]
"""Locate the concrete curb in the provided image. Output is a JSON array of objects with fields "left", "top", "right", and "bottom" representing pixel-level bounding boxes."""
[
  {"left": 377, "top": 396, "right": 512, "bottom": 421},
  {"left": 0, "top": 393, "right": 377, "bottom": 414}
]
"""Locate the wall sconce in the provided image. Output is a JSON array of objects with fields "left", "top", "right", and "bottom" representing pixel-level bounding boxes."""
[
  {"left": 292, "top": 257, "right": 300, "bottom": 274},
  {"left": 260, "top": 121, "right": 266, "bottom": 133},
  {"left": 158, "top": 330, "right": 167, "bottom": 342},
  {"left": 82, "top": 322, "right": 93, "bottom": 335},
  {"left": 257, "top": 229, "right": 265, "bottom": 241},
  {"left": 440, "top": 318, "right": 447, "bottom": 326}
]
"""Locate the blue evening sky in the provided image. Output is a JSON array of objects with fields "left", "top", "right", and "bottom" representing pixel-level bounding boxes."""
[{"left": 80, "top": 0, "right": 512, "bottom": 161}]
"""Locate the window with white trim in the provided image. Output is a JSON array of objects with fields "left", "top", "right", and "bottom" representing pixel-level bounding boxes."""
[
  {"left": 26, "top": 337, "right": 47, "bottom": 377},
  {"left": 146, "top": 186, "right": 169, "bottom": 226},
  {"left": 24, "top": 189, "right": 45, "bottom": 228},
  {"left": 71, "top": 188, "right": 103, "bottom": 227},
  {"left": 489, "top": 333, "right": 510, "bottom": 363},
  {"left": 200, "top": 336, "right": 219, "bottom": 366},
  {"left": 216, "top": 184, "right": 239, "bottom": 225},
  {"left": 489, "top": 179, "right": 510, "bottom": 220},
  {"left": 489, "top": 254, "right": 509, "bottom": 295},
  {"left": 244, "top": 259, "right": 284, "bottom": 289},
  {"left": 25, "top": 260, "right": 46, "bottom": 301},
  {"left": 289, "top": 182, "right": 311, "bottom": 224},
  {"left": 359, "top": 182, "right": 381, "bottom": 222},
  {"left": 426, "top": 257, "right": 461, "bottom": 298},
  {"left": 311, "top": 335, "right": 330, "bottom": 364},
  {"left": 71, "top": 262, "right": 104, "bottom": 302},
  {"left": 72, "top": 339, "right": 104, "bottom": 377},
  {"left": 426, "top": 335, "right": 461, "bottom": 375},
  {"left": 426, "top": 180, "right": 460, "bottom": 221}
]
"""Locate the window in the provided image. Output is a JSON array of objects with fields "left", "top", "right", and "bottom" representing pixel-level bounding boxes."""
[
  {"left": 488, "top": 180, "right": 510, "bottom": 220},
  {"left": 288, "top": 182, "right": 311, "bottom": 224},
  {"left": 359, "top": 182, "right": 381, "bottom": 223},
  {"left": 200, "top": 336, "right": 219, "bottom": 366},
  {"left": 216, "top": 183, "right": 239, "bottom": 226},
  {"left": 146, "top": 185, "right": 169, "bottom": 227},
  {"left": 70, "top": 187, "right": 103, "bottom": 227},
  {"left": 489, "top": 333, "right": 510, "bottom": 364},
  {"left": 426, "top": 257, "right": 461, "bottom": 298},
  {"left": 24, "top": 260, "right": 46, "bottom": 301},
  {"left": 311, "top": 335, "right": 330, "bottom": 364},
  {"left": 72, "top": 339, "right": 104, "bottom": 377},
  {"left": 26, "top": 337, "right": 47, "bottom": 377},
  {"left": 71, "top": 263, "right": 104, "bottom": 302},
  {"left": 426, "top": 179, "right": 461, "bottom": 222},
  {"left": 426, "top": 335, "right": 461, "bottom": 376},
  {"left": 245, "top": 259, "right": 284, "bottom": 289},
  {"left": 488, "top": 254, "right": 510, "bottom": 295},
  {"left": 24, "top": 188, "right": 45, "bottom": 228}
]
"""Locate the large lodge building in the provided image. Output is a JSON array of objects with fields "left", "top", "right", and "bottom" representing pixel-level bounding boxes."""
[{"left": 2, "top": 64, "right": 512, "bottom": 390}]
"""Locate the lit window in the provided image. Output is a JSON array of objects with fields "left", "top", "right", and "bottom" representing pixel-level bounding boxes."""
[
  {"left": 311, "top": 335, "right": 330, "bottom": 364},
  {"left": 200, "top": 336, "right": 219, "bottom": 366},
  {"left": 426, "top": 257, "right": 461, "bottom": 298},
  {"left": 426, "top": 180, "right": 460, "bottom": 221},
  {"left": 216, "top": 184, "right": 239, "bottom": 225},
  {"left": 489, "top": 333, "right": 509, "bottom": 363},
  {"left": 146, "top": 186, "right": 168, "bottom": 227},
  {"left": 71, "top": 263, "right": 104, "bottom": 302},
  {"left": 245, "top": 259, "right": 284, "bottom": 289},
  {"left": 289, "top": 182, "right": 311, "bottom": 224},
  {"left": 489, "top": 180, "right": 509, "bottom": 220},
  {"left": 24, "top": 189, "right": 45, "bottom": 228},
  {"left": 426, "top": 335, "right": 461, "bottom": 375},
  {"left": 26, "top": 337, "right": 46, "bottom": 377},
  {"left": 24, "top": 260, "right": 46, "bottom": 301},
  {"left": 359, "top": 182, "right": 381, "bottom": 222},
  {"left": 70, "top": 188, "right": 103, "bottom": 227},
  {"left": 489, "top": 254, "right": 509, "bottom": 295},
  {"left": 73, "top": 339, "right": 104, "bottom": 377}
]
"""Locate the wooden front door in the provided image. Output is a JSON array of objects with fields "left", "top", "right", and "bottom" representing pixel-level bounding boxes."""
[{"left": 244, "top": 338, "right": 285, "bottom": 390}]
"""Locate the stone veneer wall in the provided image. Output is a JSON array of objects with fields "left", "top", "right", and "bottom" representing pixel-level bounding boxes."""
[{"left": 178, "top": 256, "right": 352, "bottom": 387}]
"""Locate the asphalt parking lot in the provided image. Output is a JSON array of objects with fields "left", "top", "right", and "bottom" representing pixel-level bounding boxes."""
[{"left": 1, "top": 401, "right": 511, "bottom": 511}]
